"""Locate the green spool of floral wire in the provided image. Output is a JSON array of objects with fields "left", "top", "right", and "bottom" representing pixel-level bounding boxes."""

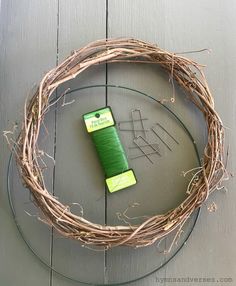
[{"left": 83, "top": 106, "right": 137, "bottom": 192}]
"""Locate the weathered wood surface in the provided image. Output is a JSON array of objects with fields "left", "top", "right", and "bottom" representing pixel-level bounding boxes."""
[{"left": 0, "top": 0, "right": 235, "bottom": 285}]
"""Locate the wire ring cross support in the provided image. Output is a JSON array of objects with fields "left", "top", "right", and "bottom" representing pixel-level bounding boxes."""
[{"left": 9, "top": 38, "right": 226, "bottom": 248}]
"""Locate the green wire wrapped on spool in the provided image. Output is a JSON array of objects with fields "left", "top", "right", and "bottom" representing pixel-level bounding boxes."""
[{"left": 83, "top": 106, "right": 137, "bottom": 193}]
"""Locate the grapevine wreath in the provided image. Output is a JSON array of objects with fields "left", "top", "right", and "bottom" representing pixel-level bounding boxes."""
[{"left": 10, "top": 38, "right": 227, "bottom": 248}]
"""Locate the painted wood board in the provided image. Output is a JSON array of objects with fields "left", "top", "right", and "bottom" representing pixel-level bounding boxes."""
[{"left": 0, "top": 1, "right": 235, "bottom": 285}]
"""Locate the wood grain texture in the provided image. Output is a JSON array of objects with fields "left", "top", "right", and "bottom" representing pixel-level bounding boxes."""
[
  {"left": 0, "top": 0, "right": 235, "bottom": 286},
  {"left": 158, "top": 1, "right": 236, "bottom": 285},
  {"left": 107, "top": 1, "right": 236, "bottom": 285},
  {"left": 51, "top": 1, "right": 106, "bottom": 285},
  {"left": 0, "top": 0, "right": 58, "bottom": 285}
]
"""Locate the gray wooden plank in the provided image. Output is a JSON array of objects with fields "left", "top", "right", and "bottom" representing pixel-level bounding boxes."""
[
  {"left": 1, "top": 1, "right": 235, "bottom": 286},
  {"left": 106, "top": 0, "right": 236, "bottom": 285},
  {"left": 106, "top": 1, "right": 171, "bottom": 284},
  {"left": 51, "top": 1, "right": 107, "bottom": 285},
  {"left": 157, "top": 1, "right": 236, "bottom": 285},
  {"left": 0, "top": 0, "right": 58, "bottom": 285}
]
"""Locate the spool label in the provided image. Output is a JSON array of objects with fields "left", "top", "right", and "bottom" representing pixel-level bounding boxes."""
[
  {"left": 106, "top": 170, "right": 137, "bottom": 193},
  {"left": 83, "top": 107, "right": 115, "bottom": 133}
]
